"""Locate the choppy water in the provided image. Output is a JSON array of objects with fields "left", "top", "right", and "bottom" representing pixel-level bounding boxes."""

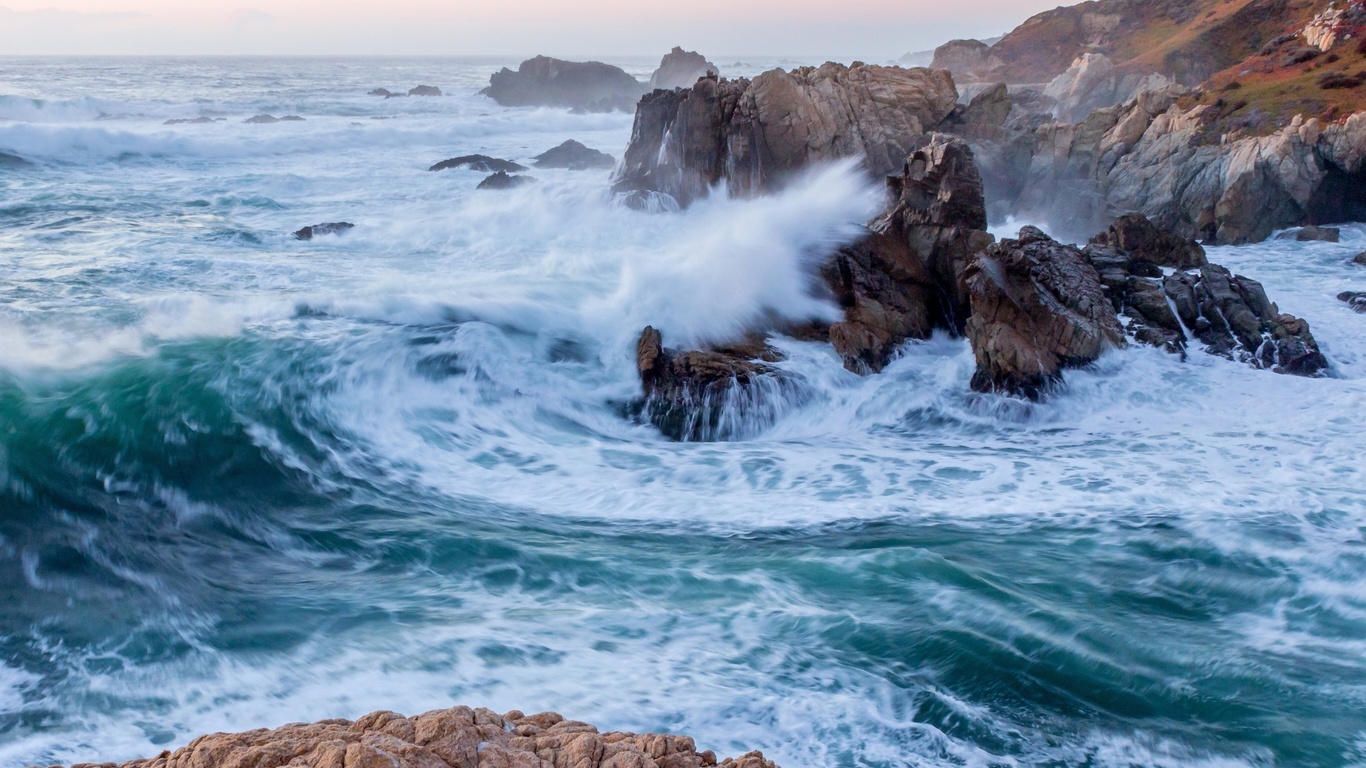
[{"left": 2, "top": 57, "right": 1365, "bottom": 768}]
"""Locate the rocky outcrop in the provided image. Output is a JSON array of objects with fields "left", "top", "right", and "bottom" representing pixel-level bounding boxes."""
[
  {"left": 994, "top": 89, "right": 1366, "bottom": 244},
  {"left": 649, "top": 47, "right": 718, "bottom": 91},
  {"left": 1354, "top": 252, "right": 1366, "bottom": 266},
  {"left": 1083, "top": 215, "right": 1327, "bottom": 374},
  {"left": 612, "top": 63, "right": 959, "bottom": 208},
  {"left": 477, "top": 171, "right": 536, "bottom": 190},
  {"left": 636, "top": 327, "right": 807, "bottom": 442},
  {"left": 368, "top": 88, "right": 397, "bottom": 97},
  {"left": 409, "top": 85, "right": 442, "bottom": 97},
  {"left": 964, "top": 226, "right": 1126, "bottom": 398},
  {"left": 1340, "top": 291, "right": 1366, "bottom": 312},
  {"left": 245, "top": 114, "right": 303, "bottom": 124},
  {"left": 1043, "top": 54, "right": 1171, "bottom": 123},
  {"left": 1279, "top": 225, "right": 1341, "bottom": 242},
  {"left": 430, "top": 155, "right": 529, "bottom": 173},
  {"left": 931, "top": 40, "right": 998, "bottom": 80},
  {"left": 482, "top": 57, "right": 646, "bottom": 113},
  {"left": 64, "top": 706, "right": 779, "bottom": 768},
  {"left": 533, "top": 140, "right": 616, "bottom": 171},
  {"left": 294, "top": 222, "right": 354, "bottom": 240},
  {"left": 164, "top": 116, "right": 214, "bottom": 125}
]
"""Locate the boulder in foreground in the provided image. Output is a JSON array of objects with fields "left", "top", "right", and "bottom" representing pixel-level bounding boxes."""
[
  {"left": 62, "top": 705, "right": 780, "bottom": 768},
  {"left": 965, "top": 226, "right": 1127, "bottom": 398},
  {"left": 482, "top": 56, "right": 646, "bottom": 112}
]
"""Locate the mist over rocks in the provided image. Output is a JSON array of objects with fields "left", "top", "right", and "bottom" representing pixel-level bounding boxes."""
[
  {"left": 62, "top": 706, "right": 779, "bottom": 768},
  {"left": 481, "top": 56, "right": 647, "bottom": 113},
  {"left": 612, "top": 63, "right": 959, "bottom": 208},
  {"left": 477, "top": 171, "right": 536, "bottom": 190},
  {"left": 649, "top": 47, "right": 719, "bottom": 91}
]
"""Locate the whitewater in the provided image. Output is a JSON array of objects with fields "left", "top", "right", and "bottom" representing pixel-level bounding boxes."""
[{"left": 1, "top": 56, "right": 1364, "bottom": 768}]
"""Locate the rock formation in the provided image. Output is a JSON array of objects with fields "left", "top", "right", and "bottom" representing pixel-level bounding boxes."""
[
  {"left": 532, "top": 140, "right": 616, "bottom": 171},
  {"left": 245, "top": 114, "right": 280, "bottom": 124},
  {"left": 649, "top": 48, "right": 718, "bottom": 91},
  {"left": 408, "top": 85, "right": 442, "bottom": 97},
  {"left": 482, "top": 57, "right": 647, "bottom": 113},
  {"left": 1340, "top": 291, "right": 1366, "bottom": 312},
  {"left": 368, "top": 88, "right": 396, "bottom": 97},
  {"left": 1280, "top": 225, "right": 1341, "bottom": 242},
  {"left": 164, "top": 117, "right": 214, "bottom": 125},
  {"left": 1084, "top": 214, "right": 1327, "bottom": 375},
  {"left": 60, "top": 706, "right": 780, "bottom": 768},
  {"left": 612, "top": 64, "right": 959, "bottom": 208},
  {"left": 477, "top": 171, "right": 536, "bottom": 190},
  {"left": 1043, "top": 54, "right": 1171, "bottom": 123},
  {"left": 430, "top": 155, "right": 529, "bottom": 173},
  {"left": 964, "top": 227, "right": 1126, "bottom": 398},
  {"left": 294, "top": 222, "right": 355, "bottom": 240},
  {"left": 1354, "top": 252, "right": 1366, "bottom": 266}
]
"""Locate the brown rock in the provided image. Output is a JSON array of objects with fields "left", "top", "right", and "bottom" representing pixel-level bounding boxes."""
[
  {"left": 613, "top": 63, "right": 959, "bottom": 207},
  {"left": 1089, "top": 213, "right": 1207, "bottom": 269},
  {"left": 70, "top": 708, "right": 765, "bottom": 768},
  {"left": 965, "top": 226, "right": 1127, "bottom": 398}
]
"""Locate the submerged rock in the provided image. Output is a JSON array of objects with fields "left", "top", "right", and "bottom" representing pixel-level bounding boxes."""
[
  {"left": 649, "top": 46, "right": 719, "bottom": 91},
  {"left": 164, "top": 116, "right": 214, "bottom": 125},
  {"left": 368, "top": 87, "right": 396, "bottom": 97},
  {"left": 429, "top": 155, "right": 529, "bottom": 173},
  {"left": 294, "top": 222, "right": 355, "bottom": 240},
  {"left": 1282, "top": 225, "right": 1342, "bottom": 242},
  {"left": 245, "top": 114, "right": 280, "bottom": 124},
  {"left": 408, "top": 85, "right": 442, "bottom": 97},
  {"left": 612, "top": 63, "right": 959, "bottom": 207},
  {"left": 477, "top": 171, "right": 536, "bottom": 190},
  {"left": 532, "top": 140, "right": 616, "bottom": 170},
  {"left": 280, "top": 115, "right": 306, "bottom": 122},
  {"left": 69, "top": 705, "right": 779, "bottom": 768},
  {"left": 0, "top": 151, "right": 33, "bottom": 168},
  {"left": 965, "top": 227, "right": 1127, "bottom": 398},
  {"left": 481, "top": 56, "right": 647, "bottom": 112},
  {"left": 1339, "top": 291, "right": 1366, "bottom": 312}
]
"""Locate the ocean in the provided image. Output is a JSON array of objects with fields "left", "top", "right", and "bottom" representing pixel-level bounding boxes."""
[{"left": 1, "top": 56, "right": 1364, "bottom": 768}]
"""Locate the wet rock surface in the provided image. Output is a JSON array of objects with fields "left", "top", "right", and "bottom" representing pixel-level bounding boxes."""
[
  {"left": 965, "top": 227, "right": 1127, "bottom": 398},
  {"left": 477, "top": 171, "right": 537, "bottom": 190},
  {"left": 1340, "top": 291, "right": 1366, "bottom": 312},
  {"left": 294, "top": 222, "right": 355, "bottom": 240},
  {"left": 532, "top": 140, "right": 616, "bottom": 171},
  {"left": 61, "top": 706, "right": 779, "bottom": 768},
  {"left": 482, "top": 56, "right": 646, "bottom": 112},
  {"left": 430, "top": 155, "right": 529, "bottom": 173}
]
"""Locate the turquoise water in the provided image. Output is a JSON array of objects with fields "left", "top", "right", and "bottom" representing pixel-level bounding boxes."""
[{"left": 1, "top": 57, "right": 1365, "bottom": 768}]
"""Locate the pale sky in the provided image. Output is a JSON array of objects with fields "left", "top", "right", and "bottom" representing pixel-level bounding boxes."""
[{"left": 0, "top": 1, "right": 1063, "bottom": 57}]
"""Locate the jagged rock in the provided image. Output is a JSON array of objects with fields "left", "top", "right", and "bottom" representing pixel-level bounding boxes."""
[
  {"left": 613, "top": 63, "right": 959, "bottom": 207},
  {"left": 164, "top": 116, "right": 214, "bottom": 125},
  {"left": 532, "top": 140, "right": 616, "bottom": 170},
  {"left": 245, "top": 114, "right": 280, "bottom": 124},
  {"left": 477, "top": 171, "right": 536, "bottom": 190},
  {"left": 650, "top": 47, "right": 718, "bottom": 91},
  {"left": 408, "top": 85, "right": 442, "bottom": 97},
  {"left": 1165, "top": 265, "right": 1327, "bottom": 374},
  {"left": 429, "top": 155, "right": 529, "bottom": 173},
  {"left": 964, "top": 226, "right": 1126, "bottom": 398},
  {"left": 636, "top": 327, "right": 804, "bottom": 442},
  {"left": 1340, "top": 291, "right": 1366, "bottom": 312},
  {"left": 481, "top": 56, "right": 647, "bottom": 112},
  {"left": 294, "top": 222, "right": 355, "bottom": 240},
  {"left": 1042, "top": 53, "right": 1172, "bottom": 123},
  {"left": 1090, "top": 212, "right": 1207, "bottom": 269},
  {"left": 67, "top": 706, "right": 777, "bottom": 768}
]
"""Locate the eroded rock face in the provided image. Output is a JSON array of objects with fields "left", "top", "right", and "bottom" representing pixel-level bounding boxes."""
[
  {"left": 1089, "top": 212, "right": 1208, "bottom": 270},
  {"left": 965, "top": 227, "right": 1126, "bottom": 398},
  {"left": 66, "top": 706, "right": 779, "bottom": 768},
  {"left": 650, "top": 47, "right": 718, "bottom": 91},
  {"left": 1042, "top": 54, "right": 1171, "bottom": 123},
  {"left": 612, "top": 64, "right": 959, "bottom": 207},
  {"left": 482, "top": 57, "right": 647, "bottom": 112}
]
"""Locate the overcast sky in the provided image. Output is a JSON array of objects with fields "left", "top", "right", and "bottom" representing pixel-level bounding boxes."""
[{"left": 0, "top": 1, "right": 1065, "bottom": 58}]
